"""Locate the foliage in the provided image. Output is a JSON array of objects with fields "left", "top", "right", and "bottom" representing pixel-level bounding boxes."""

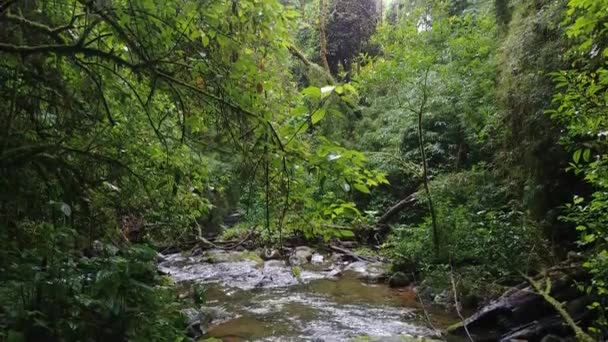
[
  {"left": 493, "top": 0, "right": 571, "bottom": 221},
  {"left": 0, "top": 0, "right": 390, "bottom": 339},
  {"left": 548, "top": 0, "right": 608, "bottom": 334},
  {"left": 0, "top": 222, "right": 183, "bottom": 341},
  {"left": 385, "top": 168, "right": 546, "bottom": 277}
]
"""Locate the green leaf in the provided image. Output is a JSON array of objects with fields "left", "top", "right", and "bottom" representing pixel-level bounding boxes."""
[
  {"left": 573, "top": 149, "right": 582, "bottom": 163},
  {"left": 311, "top": 108, "right": 326, "bottom": 124},
  {"left": 302, "top": 86, "right": 321, "bottom": 100},
  {"left": 583, "top": 148, "right": 591, "bottom": 162},
  {"left": 353, "top": 183, "right": 370, "bottom": 194}
]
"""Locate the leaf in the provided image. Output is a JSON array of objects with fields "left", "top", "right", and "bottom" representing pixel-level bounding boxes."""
[
  {"left": 302, "top": 86, "right": 321, "bottom": 100},
  {"left": 353, "top": 183, "right": 370, "bottom": 194},
  {"left": 583, "top": 148, "right": 591, "bottom": 162},
  {"left": 321, "top": 85, "right": 335, "bottom": 97},
  {"left": 202, "top": 34, "right": 210, "bottom": 47},
  {"left": 339, "top": 229, "right": 355, "bottom": 238},
  {"left": 311, "top": 108, "right": 326, "bottom": 124},
  {"left": 573, "top": 149, "right": 582, "bottom": 163}
]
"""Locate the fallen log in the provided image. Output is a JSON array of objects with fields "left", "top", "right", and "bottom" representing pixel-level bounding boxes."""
[
  {"left": 446, "top": 263, "right": 593, "bottom": 342},
  {"left": 329, "top": 244, "right": 379, "bottom": 263},
  {"left": 377, "top": 193, "right": 417, "bottom": 225}
]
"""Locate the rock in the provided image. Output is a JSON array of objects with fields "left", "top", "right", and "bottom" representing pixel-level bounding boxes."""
[
  {"left": 432, "top": 290, "right": 450, "bottom": 305},
  {"left": 326, "top": 268, "right": 341, "bottom": 278},
  {"left": 264, "top": 259, "right": 285, "bottom": 268},
  {"left": 291, "top": 246, "right": 314, "bottom": 265},
  {"left": 330, "top": 252, "right": 349, "bottom": 264},
  {"left": 344, "top": 261, "right": 389, "bottom": 283},
  {"left": 311, "top": 253, "right": 325, "bottom": 264},
  {"left": 260, "top": 248, "right": 281, "bottom": 260},
  {"left": 289, "top": 255, "right": 302, "bottom": 266},
  {"left": 156, "top": 252, "right": 166, "bottom": 263},
  {"left": 180, "top": 308, "right": 200, "bottom": 326},
  {"left": 388, "top": 272, "right": 413, "bottom": 288},
  {"left": 295, "top": 246, "right": 314, "bottom": 259},
  {"left": 200, "top": 306, "right": 230, "bottom": 324},
  {"left": 182, "top": 306, "right": 231, "bottom": 338},
  {"left": 181, "top": 307, "right": 208, "bottom": 338},
  {"left": 540, "top": 335, "right": 570, "bottom": 342}
]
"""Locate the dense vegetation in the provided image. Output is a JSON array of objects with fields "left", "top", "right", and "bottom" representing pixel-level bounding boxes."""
[{"left": 0, "top": 0, "right": 606, "bottom": 340}]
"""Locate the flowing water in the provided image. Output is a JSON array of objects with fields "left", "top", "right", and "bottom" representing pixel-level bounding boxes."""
[{"left": 159, "top": 250, "right": 457, "bottom": 342}]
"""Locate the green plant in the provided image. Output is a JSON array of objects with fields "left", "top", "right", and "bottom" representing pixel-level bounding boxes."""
[
  {"left": 0, "top": 222, "right": 185, "bottom": 341},
  {"left": 547, "top": 0, "right": 608, "bottom": 336}
]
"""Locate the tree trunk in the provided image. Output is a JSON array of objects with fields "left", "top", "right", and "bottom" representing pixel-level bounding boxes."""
[{"left": 318, "top": 0, "right": 331, "bottom": 74}]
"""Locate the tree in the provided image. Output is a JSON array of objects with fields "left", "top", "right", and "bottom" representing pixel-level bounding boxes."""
[{"left": 326, "top": 0, "right": 378, "bottom": 79}]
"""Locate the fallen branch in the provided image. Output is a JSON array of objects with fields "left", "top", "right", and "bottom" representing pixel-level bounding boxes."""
[
  {"left": 222, "top": 228, "right": 255, "bottom": 250},
  {"left": 522, "top": 273, "right": 594, "bottom": 342},
  {"left": 287, "top": 45, "right": 335, "bottom": 85},
  {"left": 377, "top": 193, "right": 417, "bottom": 225},
  {"left": 329, "top": 244, "right": 378, "bottom": 263}
]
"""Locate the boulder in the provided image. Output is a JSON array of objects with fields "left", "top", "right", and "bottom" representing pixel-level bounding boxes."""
[
  {"left": 344, "top": 261, "right": 389, "bottom": 283},
  {"left": 182, "top": 306, "right": 231, "bottom": 338},
  {"left": 290, "top": 246, "right": 314, "bottom": 265},
  {"left": 311, "top": 253, "right": 325, "bottom": 265},
  {"left": 388, "top": 272, "right": 414, "bottom": 288},
  {"left": 260, "top": 248, "right": 281, "bottom": 260}
]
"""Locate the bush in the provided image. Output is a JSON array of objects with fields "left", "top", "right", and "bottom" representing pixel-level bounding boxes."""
[
  {"left": 385, "top": 168, "right": 547, "bottom": 279},
  {"left": 0, "top": 222, "right": 185, "bottom": 342}
]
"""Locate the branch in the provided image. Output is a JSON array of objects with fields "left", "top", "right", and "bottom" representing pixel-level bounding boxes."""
[
  {"left": 0, "top": 42, "right": 137, "bottom": 69},
  {"left": 523, "top": 273, "right": 594, "bottom": 342},
  {"left": 450, "top": 264, "right": 474, "bottom": 342},
  {"left": 1, "top": 13, "right": 73, "bottom": 43},
  {"left": 288, "top": 45, "right": 335, "bottom": 85},
  {"left": 0, "top": 0, "right": 17, "bottom": 15},
  {"left": 377, "top": 192, "right": 417, "bottom": 225}
]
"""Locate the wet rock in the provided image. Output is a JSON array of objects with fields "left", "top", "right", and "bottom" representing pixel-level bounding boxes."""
[
  {"left": 203, "top": 249, "right": 232, "bottom": 263},
  {"left": 432, "top": 290, "right": 450, "bottom": 305},
  {"left": 260, "top": 248, "right": 281, "bottom": 260},
  {"left": 330, "top": 252, "right": 349, "bottom": 264},
  {"left": 182, "top": 306, "right": 231, "bottom": 338},
  {"left": 181, "top": 307, "right": 210, "bottom": 338},
  {"left": 201, "top": 306, "right": 231, "bottom": 324},
  {"left": 388, "top": 272, "right": 414, "bottom": 288},
  {"left": 264, "top": 259, "right": 285, "bottom": 268},
  {"left": 344, "top": 261, "right": 389, "bottom": 283},
  {"left": 181, "top": 308, "right": 200, "bottom": 325},
  {"left": 156, "top": 252, "right": 166, "bottom": 263},
  {"left": 540, "top": 334, "right": 571, "bottom": 342},
  {"left": 311, "top": 253, "right": 325, "bottom": 264},
  {"left": 295, "top": 246, "right": 314, "bottom": 261}
]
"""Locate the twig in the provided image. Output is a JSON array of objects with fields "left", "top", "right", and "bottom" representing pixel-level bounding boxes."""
[
  {"left": 449, "top": 264, "right": 474, "bottom": 342},
  {"left": 410, "top": 272, "right": 440, "bottom": 334}
]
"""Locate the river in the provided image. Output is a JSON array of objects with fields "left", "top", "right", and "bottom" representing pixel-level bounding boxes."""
[{"left": 159, "top": 249, "right": 458, "bottom": 341}]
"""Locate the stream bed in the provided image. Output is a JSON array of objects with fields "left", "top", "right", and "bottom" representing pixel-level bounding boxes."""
[{"left": 159, "top": 249, "right": 457, "bottom": 341}]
